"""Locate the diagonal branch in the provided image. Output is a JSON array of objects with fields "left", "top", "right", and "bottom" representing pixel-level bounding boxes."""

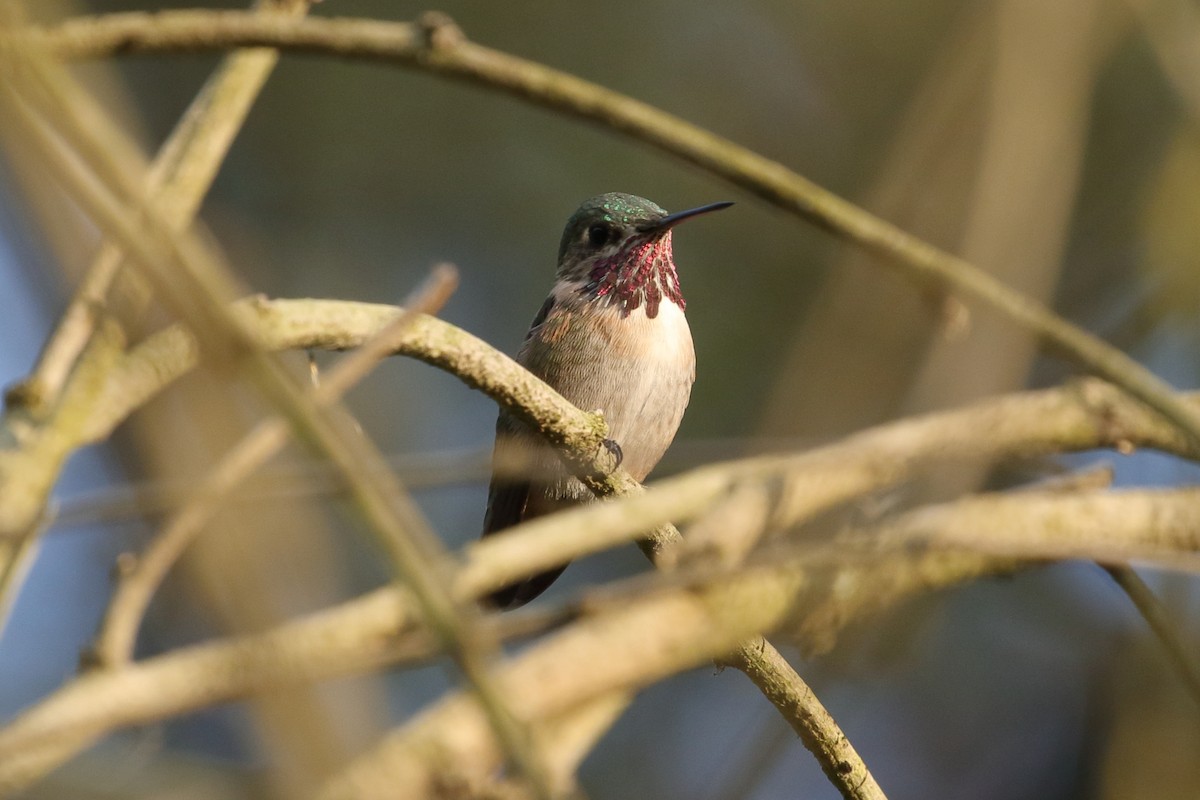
[
  {"left": 0, "top": 291, "right": 1197, "bottom": 789},
  {"left": 318, "top": 484, "right": 1200, "bottom": 799},
  {"left": 0, "top": 0, "right": 315, "bottom": 637},
  {"left": 1104, "top": 566, "right": 1200, "bottom": 708},
  {"left": 4, "top": 0, "right": 313, "bottom": 415},
  {"left": 3, "top": 478, "right": 1198, "bottom": 792},
  {"left": 13, "top": 9, "right": 1200, "bottom": 450},
  {"left": 5, "top": 289, "right": 1197, "bottom": 795},
  {"left": 719, "top": 641, "right": 886, "bottom": 800},
  {"left": 3, "top": 11, "right": 1197, "bottom": 797},
  {"left": 0, "top": 40, "right": 557, "bottom": 800},
  {"left": 89, "top": 266, "right": 459, "bottom": 669}
]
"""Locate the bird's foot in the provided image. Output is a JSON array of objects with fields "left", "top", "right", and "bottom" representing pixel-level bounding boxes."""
[{"left": 601, "top": 438, "right": 624, "bottom": 471}]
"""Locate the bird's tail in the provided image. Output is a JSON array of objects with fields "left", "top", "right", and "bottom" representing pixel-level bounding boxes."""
[{"left": 485, "top": 565, "right": 569, "bottom": 610}]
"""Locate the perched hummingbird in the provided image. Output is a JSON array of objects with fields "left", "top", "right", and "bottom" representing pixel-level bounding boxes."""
[{"left": 482, "top": 192, "right": 732, "bottom": 609}]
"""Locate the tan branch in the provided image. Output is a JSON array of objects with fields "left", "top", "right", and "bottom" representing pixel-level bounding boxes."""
[
  {"left": 318, "top": 484, "right": 1200, "bottom": 800},
  {"left": 13, "top": 9, "right": 1200, "bottom": 449},
  {"left": 89, "top": 265, "right": 459, "bottom": 669},
  {"left": 867, "top": 487, "right": 1200, "bottom": 562},
  {"left": 4, "top": 0, "right": 312, "bottom": 415},
  {"left": 720, "top": 641, "right": 886, "bottom": 800},
  {"left": 2, "top": 380, "right": 1198, "bottom": 793},
  {"left": 4, "top": 290, "right": 1195, "bottom": 795},
  {"left": 0, "top": 42, "right": 556, "bottom": 800},
  {"left": 0, "top": 541, "right": 993, "bottom": 796},
  {"left": 3, "top": 12, "right": 1197, "bottom": 794}
]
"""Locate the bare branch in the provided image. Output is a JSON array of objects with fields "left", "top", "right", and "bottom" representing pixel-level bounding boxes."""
[
  {"left": 0, "top": 41, "right": 555, "bottom": 800},
  {"left": 1105, "top": 566, "right": 1200, "bottom": 708},
  {"left": 5, "top": 288, "right": 1196, "bottom": 794},
  {"left": 719, "top": 640, "right": 886, "bottom": 800},
  {"left": 4, "top": 0, "right": 313, "bottom": 415},
  {"left": 2, "top": 410, "right": 1199, "bottom": 793},
  {"left": 2, "top": 11, "right": 1197, "bottom": 798},
  {"left": 12, "top": 9, "right": 1200, "bottom": 448},
  {"left": 89, "top": 265, "right": 459, "bottom": 669}
]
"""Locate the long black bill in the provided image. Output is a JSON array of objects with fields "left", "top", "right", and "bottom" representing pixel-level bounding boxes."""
[{"left": 640, "top": 200, "right": 734, "bottom": 232}]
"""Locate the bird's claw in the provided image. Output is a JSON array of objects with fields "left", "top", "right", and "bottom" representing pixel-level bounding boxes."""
[{"left": 601, "top": 438, "right": 624, "bottom": 470}]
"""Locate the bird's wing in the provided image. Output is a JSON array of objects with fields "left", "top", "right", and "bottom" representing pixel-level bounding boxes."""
[
  {"left": 481, "top": 419, "right": 571, "bottom": 608},
  {"left": 481, "top": 293, "right": 577, "bottom": 607},
  {"left": 481, "top": 412, "right": 534, "bottom": 536}
]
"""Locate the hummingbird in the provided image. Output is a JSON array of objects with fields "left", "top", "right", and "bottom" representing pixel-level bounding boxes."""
[{"left": 482, "top": 192, "right": 732, "bottom": 609}]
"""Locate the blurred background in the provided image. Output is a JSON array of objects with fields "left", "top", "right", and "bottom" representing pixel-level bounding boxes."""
[{"left": 2, "top": 0, "right": 1200, "bottom": 797}]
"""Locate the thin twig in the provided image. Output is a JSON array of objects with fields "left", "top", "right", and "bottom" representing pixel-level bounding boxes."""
[
  {"left": 49, "top": 446, "right": 493, "bottom": 529},
  {"left": 1105, "top": 565, "right": 1200, "bottom": 709}
]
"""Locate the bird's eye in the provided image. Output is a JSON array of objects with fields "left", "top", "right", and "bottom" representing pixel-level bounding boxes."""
[{"left": 586, "top": 224, "right": 612, "bottom": 248}]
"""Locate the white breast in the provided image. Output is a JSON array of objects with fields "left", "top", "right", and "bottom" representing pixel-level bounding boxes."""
[{"left": 584, "top": 299, "right": 695, "bottom": 479}]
